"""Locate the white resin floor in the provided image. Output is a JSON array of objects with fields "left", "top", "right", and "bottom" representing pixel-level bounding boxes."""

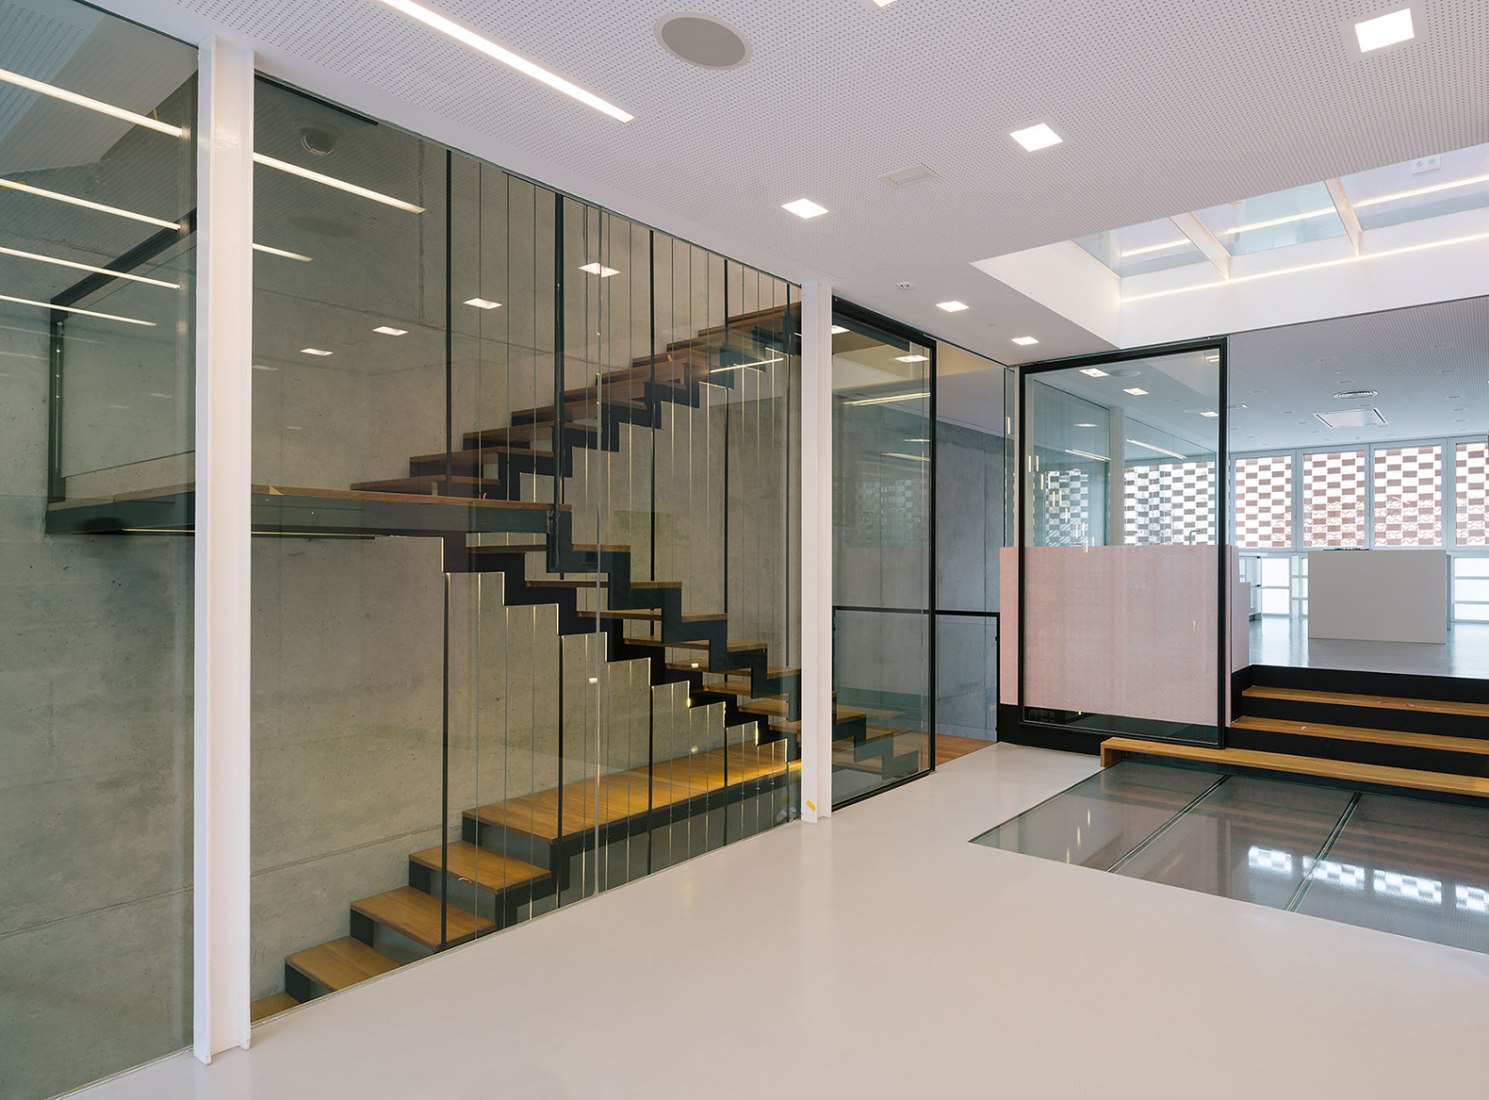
[
  {"left": 74, "top": 744, "right": 1489, "bottom": 1100},
  {"left": 1251, "top": 615, "right": 1489, "bottom": 679}
]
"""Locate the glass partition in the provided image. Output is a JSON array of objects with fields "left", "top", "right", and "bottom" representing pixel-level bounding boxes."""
[
  {"left": 0, "top": 5, "right": 196, "bottom": 1097},
  {"left": 248, "top": 78, "right": 800, "bottom": 1019},
  {"left": 832, "top": 306, "right": 932, "bottom": 803},
  {"left": 1020, "top": 348, "right": 1225, "bottom": 743}
]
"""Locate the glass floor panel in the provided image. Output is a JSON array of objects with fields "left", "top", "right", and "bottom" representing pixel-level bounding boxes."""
[
  {"left": 974, "top": 762, "right": 1489, "bottom": 956},
  {"left": 1293, "top": 794, "right": 1489, "bottom": 954},
  {"left": 973, "top": 761, "right": 1220, "bottom": 869}
]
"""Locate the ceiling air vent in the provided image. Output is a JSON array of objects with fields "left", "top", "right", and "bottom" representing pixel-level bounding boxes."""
[
  {"left": 880, "top": 163, "right": 939, "bottom": 189},
  {"left": 1314, "top": 408, "right": 1387, "bottom": 429}
]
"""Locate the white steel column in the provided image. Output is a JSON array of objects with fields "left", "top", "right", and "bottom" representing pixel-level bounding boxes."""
[
  {"left": 193, "top": 34, "right": 254, "bottom": 1063},
  {"left": 800, "top": 281, "right": 834, "bottom": 822}
]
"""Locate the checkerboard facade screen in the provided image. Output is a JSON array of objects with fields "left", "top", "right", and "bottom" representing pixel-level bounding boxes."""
[
  {"left": 1234, "top": 454, "right": 1293, "bottom": 548},
  {"left": 1457, "top": 441, "right": 1489, "bottom": 546},
  {"left": 1302, "top": 450, "right": 1367, "bottom": 547},
  {"left": 1372, "top": 445, "right": 1442, "bottom": 547},
  {"left": 1038, "top": 466, "right": 1096, "bottom": 546},
  {"left": 1124, "top": 460, "right": 1215, "bottom": 545}
]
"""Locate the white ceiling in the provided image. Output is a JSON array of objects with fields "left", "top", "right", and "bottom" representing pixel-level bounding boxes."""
[
  {"left": 93, "top": 0, "right": 1489, "bottom": 365},
  {"left": 1229, "top": 296, "right": 1489, "bottom": 451}
]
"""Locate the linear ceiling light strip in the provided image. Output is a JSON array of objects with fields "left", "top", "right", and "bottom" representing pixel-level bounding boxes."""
[
  {"left": 0, "top": 244, "right": 179, "bottom": 288},
  {"left": 252, "top": 153, "right": 426, "bottom": 213},
  {"left": 0, "top": 179, "right": 180, "bottom": 229},
  {"left": 0, "top": 292, "right": 154, "bottom": 326},
  {"left": 0, "top": 66, "right": 183, "bottom": 137}
]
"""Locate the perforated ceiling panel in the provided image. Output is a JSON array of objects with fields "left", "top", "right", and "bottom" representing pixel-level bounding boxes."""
[{"left": 104, "top": 0, "right": 1489, "bottom": 361}]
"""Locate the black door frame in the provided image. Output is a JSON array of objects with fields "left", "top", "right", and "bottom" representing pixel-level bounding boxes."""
[{"left": 1004, "top": 336, "right": 1230, "bottom": 754}]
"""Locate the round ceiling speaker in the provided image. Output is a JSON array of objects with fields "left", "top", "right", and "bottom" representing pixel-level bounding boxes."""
[{"left": 656, "top": 14, "right": 751, "bottom": 69}]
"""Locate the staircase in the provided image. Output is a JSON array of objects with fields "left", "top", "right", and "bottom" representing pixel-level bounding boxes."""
[
  {"left": 1098, "top": 664, "right": 1489, "bottom": 804},
  {"left": 249, "top": 303, "right": 919, "bottom": 1022}
]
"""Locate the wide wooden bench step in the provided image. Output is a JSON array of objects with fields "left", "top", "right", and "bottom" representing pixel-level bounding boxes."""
[
  {"left": 285, "top": 936, "right": 401, "bottom": 992},
  {"left": 250, "top": 992, "right": 299, "bottom": 1022},
  {"left": 408, "top": 840, "right": 550, "bottom": 892},
  {"left": 349, "top": 886, "right": 494, "bottom": 951},
  {"left": 1232, "top": 716, "right": 1489, "bottom": 756},
  {"left": 1099, "top": 737, "right": 1489, "bottom": 799},
  {"left": 1242, "top": 685, "right": 1489, "bottom": 719},
  {"left": 350, "top": 475, "right": 494, "bottom": 497}
]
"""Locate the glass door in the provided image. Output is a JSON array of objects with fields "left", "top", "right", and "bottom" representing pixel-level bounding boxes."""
[{"left": 1018, "top": 344, "right": 1227, "bottom": 744}]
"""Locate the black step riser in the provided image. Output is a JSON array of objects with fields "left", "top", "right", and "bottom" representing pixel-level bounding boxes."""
[
  {"left": 1242, "top": 696, "right": 1489, "bottom": 739},
  {"left": 1228, "top": 726, "right": 1489, "bottom": 778}
]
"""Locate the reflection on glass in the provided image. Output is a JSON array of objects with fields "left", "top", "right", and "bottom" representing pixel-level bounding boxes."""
[
  {"left": 250, "top": 79, "right": 800, "bottom": 1021},
  {"left": 1342, "top": 142, "right": 1489, "bottom": 232},
  {"left": 832, "top": 312, "right": 932, "bottom": 804},
  {"left": 1193, "top": 181, "right": 1344, "bottom": 255},
  {"left": 1, "top": 3, "right": 196, "bottom": 1096}
]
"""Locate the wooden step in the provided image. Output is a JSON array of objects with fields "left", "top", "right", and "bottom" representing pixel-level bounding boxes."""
[
  {"left": 700, "top": 680, "right": 788, "bottom": 702},
  {"left": 463, "top": 421, "right": 598, "bottom": 449},
  {"left": 577, "top": 609, "right": 726, "bottom": 623},
  {"left": 1099, "top": 737, "right": 1489, "bottom": 799},
  {"left": 1242, "top": 685, "right": 1489, "bottom": 719},
  {"left": 631, "top": 636, "right": 766, "bottom": 653},
  {"left": 409, "top": 445, "right": 554, "bottom": 476},
  {"left": 407, "top": 840, "right": 550, "bottom": 893},
  {"left": 744, "top": 698, "right": 863, "bottom": 722},
  {"left": 250, "top": 992, "right": 299, "bottom": 1022},
  {"left": 285, "top": 936, "right": 401, "bottom": 992},
  {"left": 668, "top": 661, "right": 798, "bottom": 676},
  {"left": 350, "top": 475, "right": 495, "bottom": 497},
  {"left": 1231, "top": 716, "right": 1489, "bottom": 756},
  {"left": 349, "top": 886, "right": 494, "bottom": 950}
]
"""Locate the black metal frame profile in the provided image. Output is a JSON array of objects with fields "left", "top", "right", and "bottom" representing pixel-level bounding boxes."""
[
  {"left": 1010, "top": 336, "right": 1230, "bottom": 753},
  {"left": 829, "top": 297, "right": 938, "bottom": 809}
]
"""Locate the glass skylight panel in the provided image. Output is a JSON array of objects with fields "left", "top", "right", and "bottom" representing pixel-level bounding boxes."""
[
  {"left": 1074, "top": 217, "right": 1206, "bottom": 277},
  {"left": 1193, "top": 181, "right": 1344, "bottom": 255},
  {"left": 1341, "top": 142, "right": 1489, "bottom": 232}
]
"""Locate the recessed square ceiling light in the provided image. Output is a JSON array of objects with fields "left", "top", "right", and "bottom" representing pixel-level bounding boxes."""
[
  {"left": 831, "top": 324, "right": 849, "bottom": 334},
  {"left": 300, "top": 347, "right": 333, "bottom": 356},
  {"left": 1123, "top": 386, "right": 1148, "bottom": 396},
  {"left": 895, "top": 354, "right": 930, "bottom": 363},
  {"left": 1200, "top": 410, "right": 1220, "bottom": 418},
  {"left": 1355, "top": 8, "right": 1414, "bottom": 52},
  {"left": 782, "top": 198, "right": 828, "bottom": 219},
  {"left": 1079, "top": 367, "right": 1109, "bottom": 377},
  {"left": 872, "top": 0, "right": 901, "bottom": 7},
  {"left": 579, "top": 262, "right": 620, "bottom": 277},
  {"left": 1010, "top": 124, "right": 1062, "bottom": 152},
  {"left": 465, "top": 297, "right": 502, "bottom": 310},
  {"left": 1011, "top": 336, "right": 1040, "bottom": 346},
  {"left": 937, "top": 300, "right": 969, "bottom": 312},
  {"left": 374, "top": 325, "right": 408, "bottom": 336},
  {"left": 1315, "top": 407, "right": 1388, "bottom": 429}
]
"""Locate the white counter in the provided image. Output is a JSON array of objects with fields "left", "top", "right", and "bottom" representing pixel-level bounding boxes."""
[{"left": 1307, "top": 549, "right": 1447, "bottom": 645}]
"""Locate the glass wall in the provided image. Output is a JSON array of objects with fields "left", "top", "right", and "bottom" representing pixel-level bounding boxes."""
[
  {"left": 0, "top": 5, "right": 197, "bottom": 1097},
  {"left": 1020, "top": 349, "right": 1224, "bottom": 743},
  {"left": 248, "top": 78, "right": 800, "bottom": 1018},
  {"left": 831, "top": 306, "right": 932, "bottom": 803}
]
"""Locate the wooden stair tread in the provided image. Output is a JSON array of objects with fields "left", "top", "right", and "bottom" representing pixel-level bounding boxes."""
[
  {"left": 349, "top": 886, "right": 494, "bottom": 950},
  {"left": 1099, "top": 737, "right": 1489, "bottom": 799},
  {"left": 1231, "top": 715, "right": 1489, "bottom": 756},
  {"left": 527, "top": 579, "right": 607, "bottom": 589},
  {"left": 255, "top": 485, "right": 566, "bottom": 511},
  {"left": 250, "top": 992, "right": 299, "bottom": 1022},
  {"left": 702, "top": 680, "right": 787, "bottom": 701},
  {"left": 408, "top": 841, "right": 550, "bottom": 892},
  {"left": 351, "top": 475, "right": 493, "bottom": 495},
  {"left": 745, "top": 699, "right": 863, "bottom": 721},
  {"left": 1242, "top": 685, "right": 1489, "bottom": 719},
  {"left": 466, "top": 744, "right": 797, "bottom": 841},
  {"left": 631, "top": 636, "right": 767, "bottom": 652},
  {"left": 578, "top": 609, "right": 726, "bottom": 623},
  {"left": 668, "top": 661, "right": 798, "bottom": 676},
  {"left": 285, "top": 936, "right": 401, "bottom": 992}
]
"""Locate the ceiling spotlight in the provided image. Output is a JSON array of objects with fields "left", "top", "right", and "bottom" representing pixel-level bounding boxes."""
[
  {"left": 1123, "top": 387, "right": 1148, "bottom": 396},
  {"left": 1010, "top": 124, "right": 1062, "bottom": 152},
  {"left": 1355, "top": 8, "right": 1414, "bottom": 53},
  {"left": 374, "top": 325, "right": 408, "bottom": 336},
  {"left": 465, "top": 298, "right": 502, "bottom": 310},
  {"left": 895, "top": 354, "right": 930, "bottom": 363},
  {"left": 782, "top": 198, "right": 828, "bottom": 219},
  {"left": 1011, "top": 336, "right": 1040, "bottom": 346},
  {"left": 300, "top": 347, "right": 333, "bottom": 356},
  {"left": 1078, "top": 367, "right": 1108, "bottom": 378},
  {"left": 579, "top": 262, "right": 619, "bottom": 277},
  {"left": 937, "top": 300, "right": 969, "bottom": 312}
]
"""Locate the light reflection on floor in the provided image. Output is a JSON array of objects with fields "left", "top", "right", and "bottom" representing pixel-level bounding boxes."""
[{"left": 974, "top": 760, "right": 1489, "bottom": 955}]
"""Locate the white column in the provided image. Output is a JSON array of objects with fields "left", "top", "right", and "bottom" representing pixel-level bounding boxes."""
[
  {"left": 800, "top": 282, "right": 834, "bottom": 822},
  {"left": 193, "top": 34, "right": 254, "bottom": 1063}
]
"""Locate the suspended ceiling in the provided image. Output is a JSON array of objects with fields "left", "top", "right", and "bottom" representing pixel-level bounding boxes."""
[{"left": 86, "top": 0, "right": 1489, "bottom": 365}]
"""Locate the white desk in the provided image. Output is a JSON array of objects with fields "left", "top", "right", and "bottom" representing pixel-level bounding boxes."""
[{"left": 1307, "top": 549, "right": 1447, "bottom": 645}]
